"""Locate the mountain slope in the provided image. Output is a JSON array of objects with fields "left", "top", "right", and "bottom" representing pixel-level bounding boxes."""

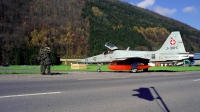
[
  {"left": 83, "top": 0, "right": 200, "bottom": 56},
  {"left": 0, "top": 0, "right": 200, "bottom": 64}
]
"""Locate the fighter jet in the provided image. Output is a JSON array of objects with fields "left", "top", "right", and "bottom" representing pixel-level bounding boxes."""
[{"left": 77, "top": 31, "right": 194, "bottom": 72}]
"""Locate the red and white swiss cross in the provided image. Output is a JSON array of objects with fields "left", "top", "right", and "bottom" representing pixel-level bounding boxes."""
[{"left": 170, "top": 38, "right": 176, "bottom": 45}]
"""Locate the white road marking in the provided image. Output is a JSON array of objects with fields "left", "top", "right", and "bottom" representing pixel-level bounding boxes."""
[
  {"left": 0, "top": 92, "right": 61, "bottom": 99},
  {"left": 193, "top": 79, "right": 200, "bottom": 81}
]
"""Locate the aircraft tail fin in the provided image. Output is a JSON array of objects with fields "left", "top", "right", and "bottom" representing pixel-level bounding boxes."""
[{"left": 157, "top": 31, "right": 187, "bottom": 53}]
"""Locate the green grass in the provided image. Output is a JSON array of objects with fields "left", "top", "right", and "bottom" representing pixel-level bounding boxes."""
[
  {"left": 0, "top": 65, "right": 200, "bottom": 74},
  {"left": 0, "top": 65, "right": 110, "bottom": 72},
  {"left": 149, "top": 66, "right": 200, "bottom": 72}
]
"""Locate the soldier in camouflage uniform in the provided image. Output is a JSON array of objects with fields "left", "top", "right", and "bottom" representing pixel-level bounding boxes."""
[{"left": 38, "top": 44, "right": 51, "bottom": 75}]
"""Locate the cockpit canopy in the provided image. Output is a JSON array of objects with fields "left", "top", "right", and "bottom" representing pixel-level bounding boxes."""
[{"left": 105, "top": 42, "right": 118, "bottom": 50}]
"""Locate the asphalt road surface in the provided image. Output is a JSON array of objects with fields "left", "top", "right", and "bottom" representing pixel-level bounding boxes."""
[{"left": 0, "top": 71, "right": 200, "bottom": 112}]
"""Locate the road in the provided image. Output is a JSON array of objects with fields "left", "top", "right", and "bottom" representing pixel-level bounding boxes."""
[{"left": 0, "top": 71, "right": 200, "bottom": 112}]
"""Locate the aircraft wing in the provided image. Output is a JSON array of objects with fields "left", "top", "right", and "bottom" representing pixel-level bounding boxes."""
[
  {"left": 114, "top": 56, "right": 149, "bottom": 60},
  {"left": 77, "top": 55, "right": 148, "bottom": 63},
  {"left": 110, "top": 56, "right": 150, "bottom": 64}
]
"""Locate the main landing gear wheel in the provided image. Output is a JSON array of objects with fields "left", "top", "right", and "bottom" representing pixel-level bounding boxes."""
[{"left": 131, "top": 69, "right": 137, "bottom": 73}]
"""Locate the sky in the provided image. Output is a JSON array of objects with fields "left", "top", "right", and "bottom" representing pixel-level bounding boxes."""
[{"left": 120, "top": 0, "right": 200, "bottom": 30}]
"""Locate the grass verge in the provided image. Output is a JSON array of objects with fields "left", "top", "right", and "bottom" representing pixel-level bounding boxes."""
[{"left": 0, "top": 65, "right": 200, "bottom": 74}]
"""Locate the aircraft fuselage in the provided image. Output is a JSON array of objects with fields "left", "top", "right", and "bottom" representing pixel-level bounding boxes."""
[{"left": 80, "top": 50, "right": 193, "bottom": 64}]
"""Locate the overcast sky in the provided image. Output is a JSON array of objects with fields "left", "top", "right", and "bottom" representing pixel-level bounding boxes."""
[{"left": 120, "top": 0, "right": 200, "bottom": 30}]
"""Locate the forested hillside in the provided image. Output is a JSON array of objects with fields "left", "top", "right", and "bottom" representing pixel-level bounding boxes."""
[
  {"left": 83, "top": 0, "right": 200, "bottom": 56},
  {"left": 1, "top": 0, "right": 200, "bottom": 65},
  {"left": 1, "top": 0, "right": 89, "bottom": 65}
]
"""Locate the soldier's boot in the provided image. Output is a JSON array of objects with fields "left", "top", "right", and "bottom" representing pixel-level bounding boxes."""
[{"left": 47, "top": 66, "right": 51, "bottom": 75}]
